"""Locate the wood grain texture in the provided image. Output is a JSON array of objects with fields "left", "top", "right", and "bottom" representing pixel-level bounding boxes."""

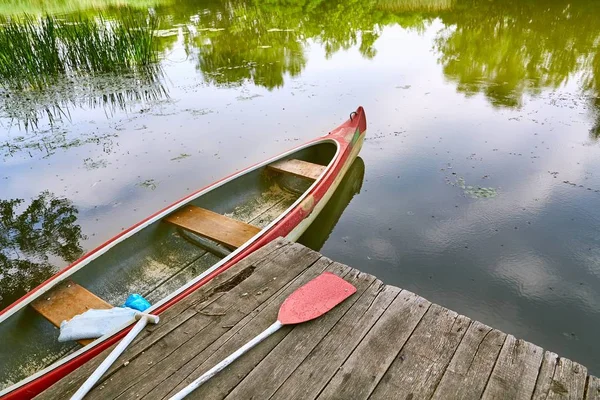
[
  {"left": 146, "top": 197, "right": 294, "bottom": 304},
  {"left": 95, "top": 243, "right": 321, "bottom": 400},
  {"left": 268, "top": 159, "right": 326, "bottom": 180},
  {"left": 533, "top": 351, "right": 560, "bottom": 400},
  {"left": 316, "top": 288, "right": 432, "bottom": 400},
  {"left": 533, "top": 353, "right": 587, "bottom": 400},
  {"left": 154, "top": 258, "right": 343, "bottom": 400},
  {"left": 550, "top": 358, "right": 588, "bottom": 399},
  {"left": 272, "top": 283, "right": 401, "bottom": 400},
  {"left": 36, "top": 239, "right": 292, "bottom": 400},
  {"left": 482, "top": 334, "right": 544, "bottom": 400},
  {"left": 222, "top": 267, "right": 376, "bottom": 400},
  {"left": 31, "top": 280, "right": 112, "bottom": 346},
  {"left": 34, "top": 239, "right": 598, "bottom": 400},
  {"left": 164, "top": 205, "right": 260, "bottom": 248},
  {"left": 586, "top": 375, "right": 600, "bottom": 400},
  {"left": 431, "top": 321, "right": 506, "bottom": 400},
  {"left": 369, "top": 304, "right": 471, "bottom": 400}
]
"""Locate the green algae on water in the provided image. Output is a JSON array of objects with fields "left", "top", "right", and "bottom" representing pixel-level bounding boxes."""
[{"left": 452, "top": 177, "right": 498, "bottom": 199}]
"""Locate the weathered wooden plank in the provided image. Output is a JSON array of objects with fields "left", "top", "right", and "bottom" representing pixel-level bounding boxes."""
[
  {"left": 31, "top": 280, "right": 112, "bottom": 346},
  {"left": 34, "top": 239, "right": 600, "bottom": 400},
  {"left": 147, "top": 195, "right": 297, "bottom": 302},
  {"left": 36, "top": 239, "right": 293, "bottom": 400},
  {"left": 431, "top": 321, "right": 506, "bottom": 400},
  {"left": 90, "top": 243, "right": 322, "bottom": 400},
  {"left": 146, "top": 257, "right": 342, "bottom": 400},
  {"left": 533, "top": 354, "right": 587, "bottom": 400},
  {"left": 533, "top": 351, "right": 560, "bottom": 400},
  {"left": 586, "top": 375, "right": 600, "bottom": 400},
  {"left": 272, "top": 283, "right": 400, "bottom": 400},
  {"left": 549, "top": 358, "right": 588, "bottom": 399},
  {"left": 164, "top": 205, "right": 260, "bottom": 248},
  {"left": 369, "top": 305, "right": 471, "bottom": 400},
  {"left": 482, "top": 334, "right": 544, "bottom": 400},
  {"left": 318, "top": 290, "right": 432, "bottom": 400},
  {"left": 222, "top": 267, "right": 377, "bottom": 400},
  {"left": 268, "top": 159, "right": 326, "bottom": 181},
  {"left": 249, "top": 195, "right": 297, "bottom": 229}
]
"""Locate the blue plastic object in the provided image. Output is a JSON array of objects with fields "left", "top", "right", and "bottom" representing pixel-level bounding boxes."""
[{"left": 124, "top": 294, "right": 151, "bottom": 312}]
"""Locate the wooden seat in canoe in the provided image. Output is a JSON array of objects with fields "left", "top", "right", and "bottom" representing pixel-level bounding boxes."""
[
  {"left": 163, "top": 205, "right": 261, "bottom": 249},
  {"left": 31, "top": 280, "right": 112, "bottom": 346},
  {"left": 267, "top": 159, "right": 326, "bottom": 181}
]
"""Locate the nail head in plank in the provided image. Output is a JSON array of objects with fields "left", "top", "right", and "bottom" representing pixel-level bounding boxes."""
[
  {"left": 267, "top": 159, "right": 326, "bottom": 181},
  {"left": 164, "top": 205, "right": 261, "bottom": 248},
  {"left": 31, "top": 280, "right": 112, "bottom": 346}
]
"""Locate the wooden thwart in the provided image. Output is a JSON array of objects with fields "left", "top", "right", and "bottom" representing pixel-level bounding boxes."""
[
  {"left": 31, "top": 280, "right": 112, "bottom": 346},
  {"left": 164, "top": 205, "right": 261, "bottom": 249},
  {"left": 35, "top": 240, "right": 599, "bottom": 400},
  {"left": 267, "top": 159, "right": 326, "bottom": 181}
]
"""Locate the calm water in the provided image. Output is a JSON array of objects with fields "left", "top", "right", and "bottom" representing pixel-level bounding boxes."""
[{"left": 1, "top": 0, "right": 600, "bottom": 373}]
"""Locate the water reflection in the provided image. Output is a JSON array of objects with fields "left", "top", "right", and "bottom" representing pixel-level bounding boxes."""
[
  {"left": 4, "top": 0, "right": 599, "bottom": 118},
  {"left": 171, "top": 0, "right": 421, "bottom": 88},
  {"left": 299, "top": 157, "right": 365, "bottom": 251},
  {"left": 0, "top": 192, "right": 86, "bottom": 309},
  {"left": 167, "top": 0, "right": 600, "bottom": 117},
  {"left": 0, "top": 68, "right": 168, "bottom": 130},
  {"left": 0, "top": 12, "right": 167, "bottom": 129},
  {"left": 435, "top": 0, "right": 600, "bottom": 108}
]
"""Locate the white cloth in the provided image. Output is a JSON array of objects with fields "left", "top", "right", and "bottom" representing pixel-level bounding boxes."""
[{"left": 58, "top": 307, "right": 137, "bottom": 342}]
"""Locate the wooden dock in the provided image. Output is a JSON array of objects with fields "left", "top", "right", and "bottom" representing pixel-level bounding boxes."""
[{"left": 37, "top": 238, "right": 600, "bottom": 399}]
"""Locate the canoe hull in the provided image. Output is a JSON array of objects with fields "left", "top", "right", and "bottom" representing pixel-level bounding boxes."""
[{"left": 1, "top": 106, "right": 366, "bottom": 399}]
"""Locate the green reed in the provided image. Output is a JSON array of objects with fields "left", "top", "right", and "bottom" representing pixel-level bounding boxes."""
[{"left": 0, "top": 13, "right": 158, "bottom": 90}]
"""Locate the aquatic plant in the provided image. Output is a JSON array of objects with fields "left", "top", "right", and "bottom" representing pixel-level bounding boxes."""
[
  {"left": 0, "top": 13, "right": 159, "bottom": 90},
  {"left": 0, "top": 0, "right": 174, "bottom": 17},
  {"left": 0, "top": 68, "right": 168, "bottom": 130},
  {"left": 453, "top": 177, "right": 498, "bottom": 199}
]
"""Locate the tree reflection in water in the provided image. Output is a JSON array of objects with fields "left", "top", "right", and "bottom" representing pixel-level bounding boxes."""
[{"left": 0, "top": 191, "right": 85, "bottom": 309}]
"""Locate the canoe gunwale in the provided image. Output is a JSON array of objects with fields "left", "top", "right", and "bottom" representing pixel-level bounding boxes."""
[
  {"left": 0, "top": 105, "right": 366, "bottom": 398},
  {"left": 0, "top": 138, "right": 342, "bottom": 397}
]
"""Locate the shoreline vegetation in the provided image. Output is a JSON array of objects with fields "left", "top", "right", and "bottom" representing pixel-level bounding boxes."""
[
  {"left": 0, "top": 13, "right": 159, "bottom": 90},
  {"left": 0, "top": 0, "right": 597, "bottom": 133},
  {"left": 0, "top": 0, "right": 173, "bottom": 16}
]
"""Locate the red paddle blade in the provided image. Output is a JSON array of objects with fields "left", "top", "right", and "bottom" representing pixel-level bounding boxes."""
[{"left": 277, "top": 272, "right": 356, "bottom": 325}]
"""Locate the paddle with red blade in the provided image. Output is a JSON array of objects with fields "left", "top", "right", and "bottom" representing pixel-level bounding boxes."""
[{"left": 169, "top": 272, "right": 357, "bottom": 400}]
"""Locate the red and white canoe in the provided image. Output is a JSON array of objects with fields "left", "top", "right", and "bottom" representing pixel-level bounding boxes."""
[{"left": 0, "top": 106, "right": 367, "bottom": 399}]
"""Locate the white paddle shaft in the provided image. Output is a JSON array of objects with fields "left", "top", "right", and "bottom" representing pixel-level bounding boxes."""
[
  {"left": 71, "top": 313, "right": 159, "bottom": 400},
  {"left": 169, "top": 320, "right": 283, "bottom": 400}
]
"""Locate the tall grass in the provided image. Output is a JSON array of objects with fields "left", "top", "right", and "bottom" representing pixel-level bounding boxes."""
[
  {"left": 0, "top": 0, "right": 173, "bottom": 17},
  {"left": 0, "top": 14, "right": 159, "bottom": 90}
]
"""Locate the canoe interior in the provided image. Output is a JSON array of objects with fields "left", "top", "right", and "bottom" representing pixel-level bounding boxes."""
[{"left": 0, "top": 141, "right": 336, "bottom": 392}]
